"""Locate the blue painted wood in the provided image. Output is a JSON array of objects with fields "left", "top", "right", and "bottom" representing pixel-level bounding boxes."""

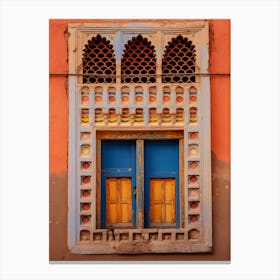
[
  {"left": 136, "top": 140, "right": 144, "bottom": 228},
  {"left": 101, "top": 140, "right": 136, "bottom": 228},
  {"left": 144, "top": 140, "right": 180, "bottom": 228}
]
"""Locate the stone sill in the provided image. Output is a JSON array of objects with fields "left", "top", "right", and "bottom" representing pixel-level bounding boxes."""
[{"left": 71, "top": 228, "right": 212, "bottom": 254}]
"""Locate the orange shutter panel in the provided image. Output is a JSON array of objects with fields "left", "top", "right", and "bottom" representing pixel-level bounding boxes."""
[
  {"left": 106, "top": 178, "right": 119, "bottom": 224},
  {"left": 106, "top": 177, "right": 132, "bottom": 225},
  {"left": 164, "top": 178, "right": 176, "bottom": 224},
  {"left": 150, "top": 178, "right": 176, "bottom": 225},
  {"left": 119, "top": 178, "right": 132, "bottom": 223},
  {"left": 150, "top": 179, "right": 164, "bottom": 224}
]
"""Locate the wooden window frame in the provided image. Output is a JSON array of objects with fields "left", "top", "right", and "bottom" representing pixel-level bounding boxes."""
[{"left": 96, "top": 130, "right": 184, "bottom": 230}]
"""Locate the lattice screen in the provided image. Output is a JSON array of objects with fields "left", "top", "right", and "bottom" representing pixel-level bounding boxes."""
[
  {"left": 121, "top": 34, "right": 156, "bottom": 83},
  {"left": 162, "top": 35, "right": 196, "bottom": 83},
  {"left": 82, "top": 34, "right": 116, "bottom": 83}
]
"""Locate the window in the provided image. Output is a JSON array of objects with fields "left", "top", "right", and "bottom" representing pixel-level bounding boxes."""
[
  {"left": 68, "top": 20, "right": 212, "bottom": 254},
  {"left": 121, "top": 34, "right": 156, "bottom": 83},
  {"left": 162, "top": 34, "right": 196, "bottom": 83},
  {"left": 82, "top": 34, "right": 116, "bottom": 84}
]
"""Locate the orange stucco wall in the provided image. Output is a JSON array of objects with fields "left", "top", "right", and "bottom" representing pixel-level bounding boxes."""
[
  {"left": 209, "top": 20, "right": 230, "bottom": 163},
  {"left": 49, "top": 19, "right": 230, "bottom": 261}
]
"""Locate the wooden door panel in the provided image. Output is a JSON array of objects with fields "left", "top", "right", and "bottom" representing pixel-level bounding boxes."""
[
  {"left": 106, "top": 178, "right": 118, "bottom": 201},
  {"left": 106, "top": 177, "right": 132, "bottom": 226},
  {"left": 106, "top": 178, "right": 119, "bottom": 223},
  {"left": 108, "top": 203, "right": 118, "bottom": 224},
  {"left": 165, "top": 178, "right": 175, "bottom": 224},
  {"left": 121, "top": 204, "right": 131, "bottom": 223},
  {"left": 120, "top": 177, "right": 132, "bottom": 223},
  {"left": 150, "top": 178, "right": 176, "bottom": 226},
  {"left": 150, "top": 204, "right": 162, "bottom": 223},
  {"left": 150, "top": 179, "right": 163, "bottom": 223},
  {"left": 150, "top": 179, "right": 162, "bottom": 202}
]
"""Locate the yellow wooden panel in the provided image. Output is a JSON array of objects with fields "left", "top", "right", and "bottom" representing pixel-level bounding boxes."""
[
  {"left": 106, "top": 177, "right": 132, "bottom": 225},
  {"left": 150, "top": 179, "right": 162, "bottom": 201},
  {"left": 106, "top": 178, "right": 119, "bottom": 224},
  {"left": 150, "top": 178, "right": 176, "bottom": 225},
  {"left": 150, "top": 179, "right": 163, "bottom": 224},
  {"left": 151, "top": 203, "right": 162, "bottom": 223},
  {"left": 120, "top": 178, "right": 132, "bottom": 223},
  {"left": 108, "top": 203, "right": 118, "bottom": 224},
  {"left": 107, "top": 178, "right": 118, "bottom": 201},
  {"left": 164, "top": 178, "right": 176, "bottom": 224}
]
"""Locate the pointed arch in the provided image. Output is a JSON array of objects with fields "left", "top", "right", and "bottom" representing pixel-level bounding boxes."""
[
  {"left": 82, "top": 34, "right": 116, "bottom": 83},
  {"left": 162, "top": 35, "right": 196, "bottom": 83},
  {"left": 121, "top": 34, "right": 156, "bottom": 83}
]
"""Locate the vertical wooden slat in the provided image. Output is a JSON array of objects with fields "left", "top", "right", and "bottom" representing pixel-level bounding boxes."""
[
  {"left": 106, "top": 178, "right": 119, "bottom": 224},
  {"left": 161, "top": 180, "right": 165, "bottom": 223},
  {"left": 117, "top": 179, "right": 121, "bottom": 223},
  {"left": 120, "top": 178, "right": 132, "bottom": 223},
  {"left": 150, "top": 179, "right": 163, "bottom": 224},
  {"left": 165, "top": 178, "right": 176, "bottom": 224},
  {"left": 136, "top": 140, "right": 144, "bottom": 228}
]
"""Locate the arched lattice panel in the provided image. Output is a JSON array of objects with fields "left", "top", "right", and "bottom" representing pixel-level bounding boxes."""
[
  {"left": 82, "top": 34, "right": 116, "bottom": 84},
  {"left": 121, "top": 34, "right": 156, "bottom": 83},
  {"left": 162, "top": 35, "right": 196, "bottom": 83}
]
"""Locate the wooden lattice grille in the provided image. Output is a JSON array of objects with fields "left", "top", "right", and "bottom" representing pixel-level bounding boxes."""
[
  {"left": 162, "top": 35, "right": 196, "bottom": 83},
  {"left": 121, "top": 34, "right": 156, "bottom": 83},
  {"left": 82, "top": 34, "right": 116, "bottom": 84}
]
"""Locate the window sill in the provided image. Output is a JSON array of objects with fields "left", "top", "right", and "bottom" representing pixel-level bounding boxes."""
[{"left": 70, "top": 228, "right": 212, "bottom": 254}]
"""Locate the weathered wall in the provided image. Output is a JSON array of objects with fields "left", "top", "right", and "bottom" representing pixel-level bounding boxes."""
[{"left": 49, "top": 19, "right": 230, "bottom": 261}]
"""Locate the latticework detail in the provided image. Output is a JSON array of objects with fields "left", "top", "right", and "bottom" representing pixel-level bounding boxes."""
[
  {"left": 162, "top": 35, "right": 196, "bottom": 83},
  {"left": 121, "top": 34, "right": 156, "bottom": 83},
  {"left": 82, "top": 34, "right": 116, "bottom": 83}
]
